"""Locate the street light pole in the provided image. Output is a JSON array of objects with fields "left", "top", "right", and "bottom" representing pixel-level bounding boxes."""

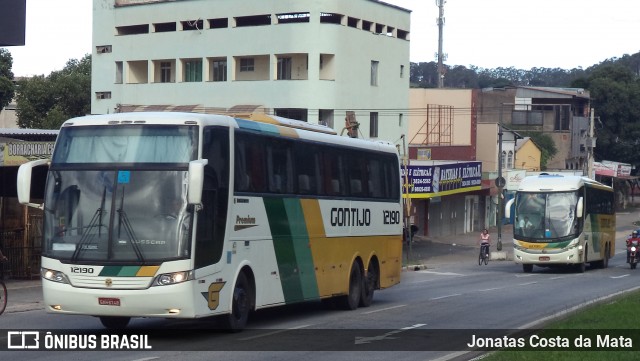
[{"left": 497, "top": 124, "right": 504, "bottom": 251}]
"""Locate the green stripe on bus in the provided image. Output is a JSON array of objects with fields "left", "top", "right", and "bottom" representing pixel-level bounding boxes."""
[
  {"left": 264, "top": 198, "right": 303, "bottom": 302},
  {"left": 99, "top": 266, "right": 140, "bottom": 277},
  {"left": 283, "top": 198, "right": 319, "bottom": 300},
  {"left": 264, "top": 198, "right": 319, "bottom": 303}
]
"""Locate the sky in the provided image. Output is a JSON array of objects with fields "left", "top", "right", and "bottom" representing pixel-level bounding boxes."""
[{"left": 4, "top": 0, "right": 640, "bottom": 77}]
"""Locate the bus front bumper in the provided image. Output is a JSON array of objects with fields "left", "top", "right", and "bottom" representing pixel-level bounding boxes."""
[{"left": 513, "top": 247, "right": 583, "bottom": 266}]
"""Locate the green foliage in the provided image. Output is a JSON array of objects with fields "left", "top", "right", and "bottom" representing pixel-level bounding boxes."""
[
  {"left": 571, "top": 63, "right": 640, "bottom": 168},
  {"left": 518, "top": 132, "right": 558, "bottom": 170},
  {"left": 0, "top": 48, "right": 16, "bottom": 112},
  {"left": 16, "top": 54, "right": 91, "bottom": 129},
  {"left": 410, "top": 61, "right": 587, "bottom": 89}
]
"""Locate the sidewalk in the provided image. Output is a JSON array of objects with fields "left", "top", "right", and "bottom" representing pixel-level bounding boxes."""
[{"left": 403, "top": 225, "right": 514, "bottom": 270}]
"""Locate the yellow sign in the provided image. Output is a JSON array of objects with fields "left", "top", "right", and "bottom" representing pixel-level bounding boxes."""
[{"left": 0, "top": 141, "right": 55, "bottom": 166}]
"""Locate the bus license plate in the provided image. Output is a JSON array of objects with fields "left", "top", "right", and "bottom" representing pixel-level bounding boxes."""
[
  {"left": 99, "top": 297, "right": 121, "bottom": 306},
  {"left": 539, "top": 256, "right": 550, "bottom": 262}
]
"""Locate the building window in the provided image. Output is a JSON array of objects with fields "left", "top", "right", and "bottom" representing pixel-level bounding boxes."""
[
  {"left": 240, "top": 58, "right": 254, "bottom": 72},
  {"left": 184, "top": 59, "right": 203, "bottom": 82},
  {"left": 96, "top": 45, "right": 112, "bottom": 54},
  {"left": 160, "top": 61, "right": 172, "bottom": 83},
  {"left": 211, "top": 60, "right": 227, "bottom": 82},
  {"left": 370, "top": 112, "right": 379, "bottom": 138},
  {"left": 371, "top": 60, "right": 379, "bottom": 86},
  {"left": 95, "top": 92, "right": 111, "bottom": 100},
  {"left": 399, "top": 113, "right": 403, "bottom": 127},
  {"left": 115, "top": 61, "right": 123, "bottom": 84},
  {"left": 400, "top": 65, "right": 404, "bottom": 78},
  {"left": 277, "top": 57, "right": 292, "bottom": 80},
  {"left": 507, "top": 151, "right": 513, "bottom": 169}
]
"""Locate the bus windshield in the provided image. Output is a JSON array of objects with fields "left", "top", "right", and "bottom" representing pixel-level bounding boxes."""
[
  {"left": 52, "top": 125, "right": 198, "bottom": 164},
  {"left": 43, "top": 124, "right": 199, "bottom": 262},
  {"left": 514, "top": 191, "right": 579, "bottom": 241},
  {"left": 43, "top": 169, "right": 192, "bottom": 262}
]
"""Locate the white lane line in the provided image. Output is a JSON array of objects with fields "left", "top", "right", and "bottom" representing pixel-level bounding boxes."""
[
  {"left": 515, "top": 274, "right": 539, "bottom": 278},
  {"left": 478, "top": 287, "right": 504, "bottom": 292},
  {"left": 611, "top": 274, "right": 630, "bottom": 279},
  {"left": 418, "top": 271, "right": 465, "bottom": 276},
  {"left": 131, "top": 358, "right": 160, "bottom": 361},
  {"left": 238, "top": 324, "right": 313, "bottom": 341},
  {"left": 355, "top": 324, "right": 426, "bottom": 345},
  {"left": 362, "top": 304, "right": 407, "bottom": 315},
  {"left": 517, "top": 281, "right": 538, "bottom": 286},
  {"left": 430, "top": 293, "right": 462, "bottom": 300}
]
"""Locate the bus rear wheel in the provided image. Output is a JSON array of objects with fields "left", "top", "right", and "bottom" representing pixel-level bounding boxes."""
[
  {"left": 359, "top": 263, "right": 378, "bottom": 308},
  {"left": 340, "top": 262, "right": 362, "bottom": 310},
  {"left": 99, "top": 316, "right": 131, "bottom": 329}
]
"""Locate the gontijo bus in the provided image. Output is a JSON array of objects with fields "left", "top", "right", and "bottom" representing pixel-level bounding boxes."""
[
  {"left": 17, "top": 112, "right": 402, "bottom": 330},
  {"left": 505, "top": 174, "right": 615, "bottom": 273}
]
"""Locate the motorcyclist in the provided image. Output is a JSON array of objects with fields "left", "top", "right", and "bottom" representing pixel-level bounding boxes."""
[{"left": 626, "top": 230, "right": 640, "bottom": 263}]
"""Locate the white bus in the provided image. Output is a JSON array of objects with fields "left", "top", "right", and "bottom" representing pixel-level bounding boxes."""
[
  {"left": 17, "top": 112, "right": 402, "bottom": 330},
  {"left": 506, "top": 174, "right": 615, "bottom": 273}
]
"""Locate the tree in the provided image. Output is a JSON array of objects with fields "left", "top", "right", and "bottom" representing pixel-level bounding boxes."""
[
  {"left": 16, "top": 54, "right": 91, "bottom": 129},
  {"left": 0, "top": 48, "right": 15, "bottom": 112}
]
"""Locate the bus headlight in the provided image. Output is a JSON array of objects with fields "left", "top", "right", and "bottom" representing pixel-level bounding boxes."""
[
  {"left": 41, "top": 268, "right": 70, "bottom": 284},
  {"left": 153, "top": 271, "right": 193, "bottom": 286}
]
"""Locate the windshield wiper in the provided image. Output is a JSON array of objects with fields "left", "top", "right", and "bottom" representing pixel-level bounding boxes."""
[
  {"left": 71, "top": 187, "right": 107, "bottom": 262},
  {"left": 117, "top": 187, "right": 145, "bottom": 263}
]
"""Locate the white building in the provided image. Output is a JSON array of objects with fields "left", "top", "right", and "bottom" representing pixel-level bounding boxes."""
[{"left": 91, "top": 0, "right": 411, "bottom": 142}]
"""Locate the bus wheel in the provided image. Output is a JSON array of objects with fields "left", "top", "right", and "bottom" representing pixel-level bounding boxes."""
[
  {"left": 99, "top": 316, "right": 130, "bottom": 329},
  {"left": 576, "top": 248, "right": 587, "bottom": 273},
  {"left": 340, "top": 262, "right": 362, "bottom": 310},
  {"left": 359, "top": 263, "right": 378, "bottom": 308},
  {"left": 523, "top": 264, "right": 533, "bottom": 273},
  {"left": 602, "top": 244, "right": 610, "bottom": 269},
  {"left": 222, "top": 272, "right": 253, "bottom": 332}
]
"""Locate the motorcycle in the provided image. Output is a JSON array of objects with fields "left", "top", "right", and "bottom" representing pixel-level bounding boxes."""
[{"left": 628, "top": 238, "right": 640, "bottom": 269}]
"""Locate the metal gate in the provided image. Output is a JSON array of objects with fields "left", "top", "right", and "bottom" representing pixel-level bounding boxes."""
[{"left": 0, "top": 213, "right": 42, "bottom": 279}]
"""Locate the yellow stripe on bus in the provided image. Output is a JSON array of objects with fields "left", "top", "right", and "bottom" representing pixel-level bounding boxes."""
[{"left": 299, "top": 199, "right": 402, "bottom": 297}]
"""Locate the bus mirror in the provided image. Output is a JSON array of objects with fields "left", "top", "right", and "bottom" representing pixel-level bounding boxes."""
[
  {"left": 188, "top": 159, "right": 208, "bottom": 205},
  {"left": 17, "top": 159, "right": 49, "bottom": 209},
  {"left": 576, "top": 197, "right": 583, "bottom": 218},
  {"left": 504, "top": 198, "right": 514, "bottom": 219}
]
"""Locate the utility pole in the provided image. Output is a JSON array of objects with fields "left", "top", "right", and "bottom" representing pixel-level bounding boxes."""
[
  {"left": 436, "top": 0, "right": 446, "bottom": 88},
  {"left": 587, "top": 108, "right": 595, "bottom": 179}
]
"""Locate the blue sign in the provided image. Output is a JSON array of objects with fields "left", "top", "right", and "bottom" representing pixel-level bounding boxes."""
[
  {"left": 402, "top": 161, "right": 482, "bottom": 197},
  {"left": 117, "top": 170, "right": 131, "bottom": 184}
]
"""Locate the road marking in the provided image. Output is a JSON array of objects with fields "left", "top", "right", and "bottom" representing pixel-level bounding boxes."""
[
  {"left": 515, "top": 274, "right": 539, "bottom": 278},
  {"left": 550, "top": 276, "right": 568, "bottom": 280},
  {"left": 131, "top": 358, "right": 160, "bottom": 361},
  {"left": 430, "top": 293, "right": 462, "bottom": 300},
  {"left": 517, "top": 281, "right": 538, "bottom": 286},
  {"left": 354, "top": 323, "right": 426, "bottom": 345},
  {"left": 418, "top": 270, "right": 465, "bottom": 276},
  {"left": 237, "top": 324, "right": 313, "bottom": 341},
  {"left": 611, "top": 274, "right": 630, "bottom": 279},
  {"left": 478, "top": 287, "right": 504, "bottom": 292},
  {"left": 362, "top": 304, "right": 407, "bottom": 315}
]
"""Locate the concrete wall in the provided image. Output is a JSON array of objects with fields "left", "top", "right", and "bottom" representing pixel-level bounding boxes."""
[{"left": 91, "top": 0, "right": 411, "bottom": 144}]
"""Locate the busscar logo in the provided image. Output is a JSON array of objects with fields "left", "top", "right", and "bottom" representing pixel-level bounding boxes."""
[
  {"left": 8, "top": 331, "right": 40, "bottom": 349},
  {"left": 234, "top": 215, "right": 258, "bottom": 231}
]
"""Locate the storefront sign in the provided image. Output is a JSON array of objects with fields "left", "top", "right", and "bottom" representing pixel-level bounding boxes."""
[
  {"left": 402, "top": 161, "right": 482, "bottom": 198},
  {"left": 0, "top": 141, "right": 55, "bottom": 166}
]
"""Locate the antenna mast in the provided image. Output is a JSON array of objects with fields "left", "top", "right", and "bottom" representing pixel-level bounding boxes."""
[{"left": 436, "top": 0, "right": 446, "bottom": 88}]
